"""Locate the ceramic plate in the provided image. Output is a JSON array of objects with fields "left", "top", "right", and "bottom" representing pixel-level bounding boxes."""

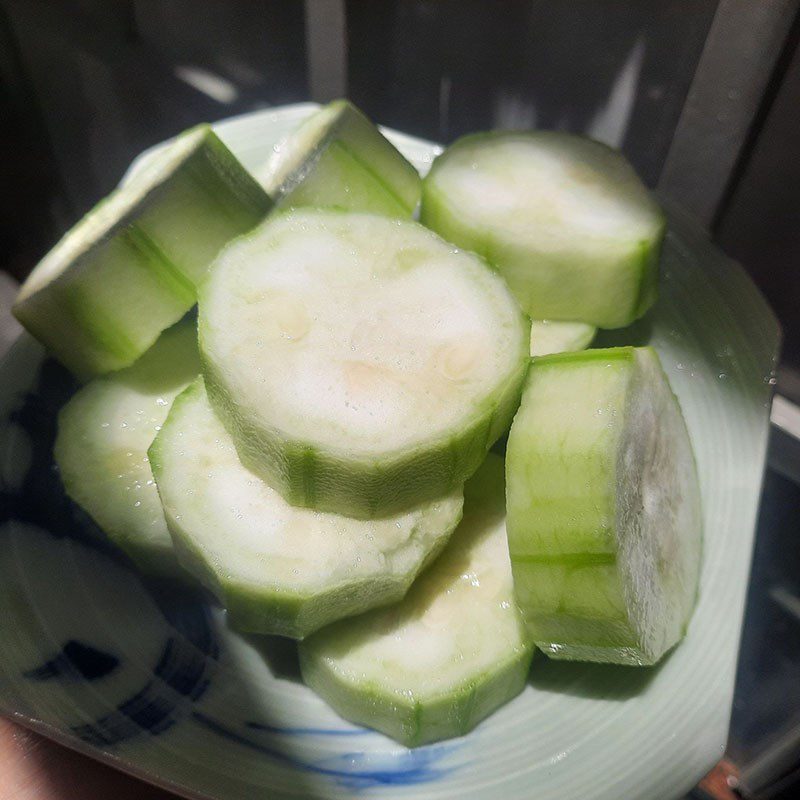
[{"left": 0, "top": 104, "right": 780, "bottom": 800}]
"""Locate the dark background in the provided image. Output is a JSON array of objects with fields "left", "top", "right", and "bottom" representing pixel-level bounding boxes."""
[{"left": 1, "top": 0, "right": 799, "bottom": 374}]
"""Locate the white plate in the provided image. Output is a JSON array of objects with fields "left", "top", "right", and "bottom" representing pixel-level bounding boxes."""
[{"left": 0, "top": 103, "right": 780, "bottom": 800}]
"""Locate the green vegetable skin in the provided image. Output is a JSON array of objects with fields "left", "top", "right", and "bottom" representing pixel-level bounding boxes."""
[
  {"left": 263, "top": 99, "right": 421, "bottom": 217},
  {"left": 506, "top": 346, "right": 702, "bottom": 665},
  {"left": 300, "top": 454, "right": 533, "bottom": 746},
  {"left": 199, "top": 208, "right": 530, "bottom": 519},
  {"left": 54, "top": 319, "right": 199, "bottom": 574},
  {"left": 421, "top": 131, "right": 665, "bottom": 329},
  {"left": 149, "top": 378, "right": 464, "bottom": 639},
  {"left": 14, "top": 125, "right": 271, "bottom": 379}
]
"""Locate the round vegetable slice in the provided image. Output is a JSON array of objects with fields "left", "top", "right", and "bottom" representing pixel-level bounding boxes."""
[
  {"left": 199, "top": 209, "right": 529, "bottom": 519},
  {"left": 54, "top": 318, "right": 200, "bottom": 574},
  {"left": 14, "top": 124, "right": 271, "bottom": 379},
  {"left": 262, "top": 99, "right": 421, "bottom": 217},
  {"left": 529, "top": 320, "right": 596, "bottom": 357},
  {"left": 300, "top": 454, "right": 533, "bottom": 747},
  {"left": 149, "top": 377, "right": 463, "bottom": 639},
  {"left": 506, "top": 346, "right": 702, "bottom": 666},
  {"left": 421, "top": 131, "right": 665, "bottom": 329}
]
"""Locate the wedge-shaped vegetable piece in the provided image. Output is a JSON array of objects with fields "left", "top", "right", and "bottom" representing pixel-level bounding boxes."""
[
  {"left": 506, "top": 346, "right": 702, "bottom": 665},
  {"left": 14, "top": 125, "right": 271, "bottom": 379},
  {"left": 300, "top": 454, "right": 533, "bottom": 746},
  {"left": 421, "top": 132, "right": 665, "bottom": 329},
  {"left": 54, "top": 319, "right": 199, "bottom": 574},
  {"left": 262, "top": 99, "right": 421, "bottom": 217},
  {"left": 199, "top": 209, "right": 529, "bottom": 519},
  {"left": 149, "top": 377, "right": 463, "bottom": 638},
  {"left": 529, "top": 320, "right": 596, "bottom": 357}
]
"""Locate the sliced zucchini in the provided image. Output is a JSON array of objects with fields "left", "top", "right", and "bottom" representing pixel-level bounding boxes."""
[
  {"left": 54, "top": 318, "right": 199, "bottom": 574},
  {"left": 199, "top": 209, "right": 529, "bottom": 519},
  {"left": 421, "top": 132, "right": 665, "bottom": 329},
  {"left": 300, "top": 454, "right": 533, "bottom": 746},
  {"left": 529, "top": 320, "right": 596, "bottom": 357},
  {"left": 149, "top": 377, "right": 463, "bottom": 638},
  {"left": 262, "top": 100, "right": 421, "bottom": 217},
  {"left": 14, "top": 125, "right": 271, "bottom": 379},
  {"left": 506, "top": 347, "right": 702, "bottom": 665}
]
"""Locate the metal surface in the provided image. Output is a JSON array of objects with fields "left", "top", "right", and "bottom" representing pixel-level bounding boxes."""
[{"left": 658, "top": 0, "right": 798, "bottom": 226}]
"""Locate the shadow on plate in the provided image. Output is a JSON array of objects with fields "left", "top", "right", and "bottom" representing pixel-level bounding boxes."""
[
  {"left": 245, "top": 633, "right": 303, "bottom": 685},
  {"left": 592, "top": 313, "right": 654, "bottom": 350},
  {"left": 527, "top": 647, "right": 669, "bottom": 700}
]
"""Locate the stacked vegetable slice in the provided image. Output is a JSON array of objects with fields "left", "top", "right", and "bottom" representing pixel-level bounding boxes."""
[
  {"left": 14, "top": 125, "right": 271, "bottom": 378},
  {"left": 506, "top": 347, "right": 702, "bottom": 665},
  {"left": 149, "top": 377, "right": 464, "bottom": 638},
  {"left": 529, "top": 319, "right": 596, "bottom": 357},
  {"left": 55, "top": 319, "right": 199, "bottom": 574},
  {"left": 421, "top": 131, "right": 665, "bottom": 329},
  {"left": 14, "top": 101, "right": 705, "bottom": 748},
  {"left": 262, "top": 99, "right": 421, "bottom": 217},
  {"left": 199, "top": 208, "right": 530, "bottom": 518},
  {"left": 301, "top": 454, "right": 533, "bottom": 746}
]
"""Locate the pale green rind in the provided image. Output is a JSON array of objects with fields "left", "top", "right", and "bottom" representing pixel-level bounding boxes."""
[
  {"left": 271, "top": 99, "right": 421, "bottom": 217},
  {"left": 14, "top": 124, "right": 271, "bottom": 380},
  {"left": 507, "top": 348, "right": 634, "bottom": 558},
  {"left": 199, "top": 209, "right": 530, "bottom": 519},
  {"left": 216, "top": 534, "right": 453, "bottom": 640},
  {"left": 149, "top": 378, "right": 464, "bottom": 639},
  {"left": 506, "top": 346, "right": 702, "bottom": 666},
  {"left": 134, "top": 131, "right": 272, "bottom": 286},
  {"left": 299, "top": 643, "right": 532, "bottom": 748},
  {"left": 14, "top": 233, "right": 189, "bottom": 379},
  {"left": 300, "top": 454, "right": 534, "bottom": 747},
  {"left": 218, "top": 517, "right": 456, "bottom": 639},
  {"left": 202, "top": 351, "right": 527, "bottom": 520},
  {"left": 421, "top": 131, "right": 666, "bottom": 329},
  {"left": 54, "top": 318, "right": 200, "bottom": 574}
]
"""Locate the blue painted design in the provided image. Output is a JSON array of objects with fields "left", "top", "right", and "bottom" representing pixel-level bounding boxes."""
[
  {"left": 195, "top": 712, "right": 456, "bottom": 789},
  {"left": 61, "top": 587, "right": 220, "bottom": 745},
  {"left": 72, "top": 680, "right": 179, "bottom": 745},
  {"left": 144, "top": 580, "right": 219, "bottom": 660},
  {"left": 24, "top": 640, "right": 119, "bottom": 682},
  {"left": 317, "top": 748, "right": 456, "bottom": 790},
  {"left": 154, "top": 638, "right": 209, "bottom": 700},
  {"left": 69, "top": 631, "right": 216, "bottom": 747},
  {"left": 2, "top": 355, "right": 223, "bottom": 749},
  {"left": 246, "top": 720, "right": 369, "bottom": 737},
  {"left": 0, "top": 358, "right": 128, "bottom": 563},
  {"left": 72, "top": 699, "right": 172, "bottom": 748}
]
